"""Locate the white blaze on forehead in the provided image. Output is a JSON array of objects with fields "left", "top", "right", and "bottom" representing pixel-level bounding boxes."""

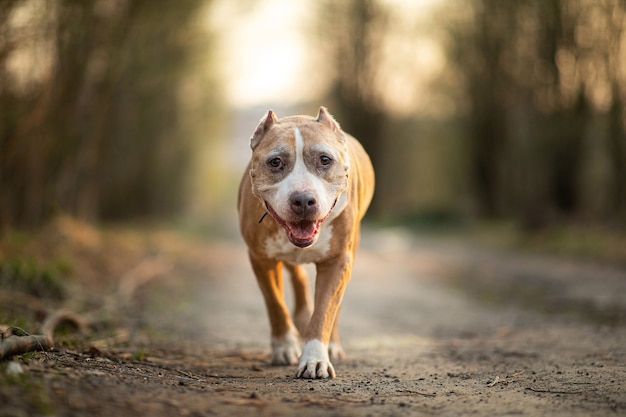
[
  {"left": 269, "top": 127, "right": 335, "bottom": 218},
  {"left": 292, "top": 127, "right": 307, "bottom": 180},
  {"left": 295, "top": 126, "right": 304, "bottom": 160}
]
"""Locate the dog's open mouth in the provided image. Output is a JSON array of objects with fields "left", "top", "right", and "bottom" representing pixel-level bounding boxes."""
[
  {"left": 284, "top": 219, "right": 322, "bottom": 248},
  {"left": 265, "top": 202, "right": 333, "bottom": 248}
]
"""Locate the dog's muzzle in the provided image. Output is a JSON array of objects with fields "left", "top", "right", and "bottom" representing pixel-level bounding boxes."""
[{"left": 263, "top": 198, "right": 337, "bottom": 248}]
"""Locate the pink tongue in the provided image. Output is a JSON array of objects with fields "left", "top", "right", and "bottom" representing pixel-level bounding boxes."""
[{"left": 288, "top": 221, "right": 317, "bottom": 240}]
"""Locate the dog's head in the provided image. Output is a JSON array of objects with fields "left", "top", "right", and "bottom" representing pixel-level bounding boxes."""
[{"left": 249, "top": 107, "right": 350, "bottom": 248}]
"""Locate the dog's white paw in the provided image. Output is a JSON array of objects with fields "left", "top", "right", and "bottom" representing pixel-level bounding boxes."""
[
  {"left": 328, "top": 341, "right": 345, "bottom": 361},
  {"left": 271, "top": 329, "right": 301, "bottom": 365},
  {"left": 296, "top": 339, "right": 336, "bottom": 379}
]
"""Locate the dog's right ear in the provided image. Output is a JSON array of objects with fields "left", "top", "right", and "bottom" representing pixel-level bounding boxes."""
[{"left": 250, "top": 110, "right": 277, "bottom": 150}]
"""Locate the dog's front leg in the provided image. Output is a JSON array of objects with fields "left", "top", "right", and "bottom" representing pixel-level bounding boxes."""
[
  {"left": 296, "top": 251, "right": 353, "bottom": 379},
  {"left": 248, "top": 253, "right": 301, "bottom": 365}
]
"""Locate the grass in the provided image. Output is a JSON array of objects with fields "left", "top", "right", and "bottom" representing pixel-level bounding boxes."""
[
  {"left": 465, "top": 221, "right": 626, "bottom": 265},
  {"left": 387, "top": 213, "right": 626, "bottom": 266},
  {"left": 0, "top": 258, "right": 68, "bottom": 301}
]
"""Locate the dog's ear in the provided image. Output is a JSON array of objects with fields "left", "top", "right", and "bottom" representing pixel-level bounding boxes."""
[
  {"left": 250, "top": 110, "right": 277, "bottom": 150},
  {"left": 316, "top": 106, "right": 344, "bottom": 140}
]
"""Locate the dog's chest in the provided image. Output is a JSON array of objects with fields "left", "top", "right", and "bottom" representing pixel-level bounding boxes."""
[{"left": 264, "top": 224, "right": 334, "bottom": 264}]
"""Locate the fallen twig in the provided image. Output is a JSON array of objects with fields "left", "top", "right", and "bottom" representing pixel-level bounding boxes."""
[
  {"left": 0, "top": 309, "right": 90, "bottom": 360},
  {"left": 487, "top": 376, "right": 501, "bottom": 387},
  {"left": 0, "top": 335, "right": 52, "bottom": 360},
  {"left": 526, "top": 387, "right": 583, "bottom": 395},
  {"left": 176, "top": 369, "right": 208, "bottom": 383},
  {"left": 0, "top": 325, "right": 31, "bottom": 339},
  {"left": 487, "top": 370, "right": 526, "bottom": 387},
  {"left": 397, "top": 389, "right": 437, "bottom": 397},
  {"left": 41, "top": 309, "right": 90, "bottom": 341}
]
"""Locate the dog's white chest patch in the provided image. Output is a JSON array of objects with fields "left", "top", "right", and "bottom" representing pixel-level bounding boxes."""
[{"left": 264, "top": 224, "right": 333, "bottom": 264}]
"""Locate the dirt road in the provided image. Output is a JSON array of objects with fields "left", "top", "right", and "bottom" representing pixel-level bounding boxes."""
[{"left": 1, "top": 227, "right": 624, "bottom": 416}]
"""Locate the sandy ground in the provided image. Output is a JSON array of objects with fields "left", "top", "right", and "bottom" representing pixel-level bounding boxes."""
[{"left": 1, "top": 226, "right": 624, "bottom": 416}]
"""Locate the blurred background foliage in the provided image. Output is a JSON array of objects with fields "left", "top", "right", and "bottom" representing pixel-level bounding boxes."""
[
  {"left": 0, "top": 0, "right": 625, "bottom": 251},
  {"left": 0, "top": 0, "right": 220, "bottom": 228},
  {"left": 317, "top": 0, "right": 626, "bottom": 232}
]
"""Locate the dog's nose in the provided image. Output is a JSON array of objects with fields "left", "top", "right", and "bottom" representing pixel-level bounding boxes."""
[{"left": 290, "top": 192, "right": 317, "bottom": 215}]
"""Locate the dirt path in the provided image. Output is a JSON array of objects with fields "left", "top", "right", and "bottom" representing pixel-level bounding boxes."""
[{"left": 1, "top": 227, "right": 625, "bottom": 416}]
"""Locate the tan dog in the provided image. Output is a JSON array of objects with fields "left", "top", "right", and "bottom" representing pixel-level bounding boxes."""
[{"left": 238, "top": 107, "right": 374, "bottom": 379}]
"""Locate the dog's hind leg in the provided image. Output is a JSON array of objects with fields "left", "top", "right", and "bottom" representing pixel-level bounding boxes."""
[
  {"left": 328, "top": 307, "right": 346, "bottom": 361},
  {"left": 285, "top": 263, "right": 312, "bottom": 336}
]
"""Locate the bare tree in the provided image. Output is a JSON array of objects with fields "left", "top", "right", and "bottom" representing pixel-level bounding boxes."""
[
  {"left": 445, "top": 0, "right": 626, "bottom": 227},
  {"left": 315, "top": 0, "right": 389, "bottom": 215},
  {"left": 0, "top": 0, "right": 219, "bottom": 231}
]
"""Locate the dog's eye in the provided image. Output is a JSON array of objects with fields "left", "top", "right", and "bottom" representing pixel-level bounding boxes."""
[
  {"left": 268, "top": 157, "right": 282, "bottom": 169},
  {"left": 320, "top": 155, "right": 332, "bottom": 166}
]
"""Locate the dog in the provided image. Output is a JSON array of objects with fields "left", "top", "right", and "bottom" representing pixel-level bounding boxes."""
[{"left": 238, "top": 107, "right": 374, "bottom": 379}]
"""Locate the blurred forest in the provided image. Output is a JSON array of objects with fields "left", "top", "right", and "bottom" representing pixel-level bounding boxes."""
[
  {"left": 318, "top": 0, "right": 626, "bottom": 231},
  {"left": 0, "top": 0, "right": 219, "bottom": 231},
  {"left": 1, "top": 0, "right": 625, "bottom": 239}
]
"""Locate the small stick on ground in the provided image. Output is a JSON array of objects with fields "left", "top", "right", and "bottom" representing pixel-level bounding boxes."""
[
  {"left": 0, "top": 335, "right": 52, "bottom": 360},
  {"left": 397, "top": 389, "right": 437, "bottom": 397},
  {"left": 526, "top": 387, "right": 583, "bottom": 395},
  {"left": 487, "top": 376, "right": 501, "bottom": 387},
  {"left": 0, "top": 309, "right": 90, "bottom": 360},
  {"left": 41, "top": 309, "right": 90, "bottom": 342}
]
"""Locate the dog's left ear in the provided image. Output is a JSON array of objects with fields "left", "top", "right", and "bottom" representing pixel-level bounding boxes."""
[
  {"left": 250, "top": 110, "right": 278, "bottom": 150},
  {"left": 316, "top": 107, "right": 344, "bottom": 139}
]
